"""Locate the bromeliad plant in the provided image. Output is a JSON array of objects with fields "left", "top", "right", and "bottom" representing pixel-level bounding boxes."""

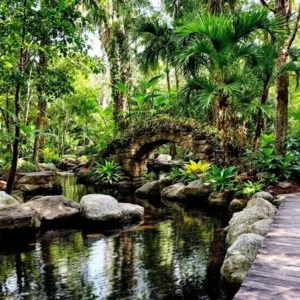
[
  {"left": 170, "top": 160, "right": 210, "bottom": 184},
  {"left": 89, "top": 160, "right": 123, "bottom": 185},
  {"left": 170, "top": 166, "right": 199, "bottom": 184},
  {"left": 206, "top": 165, "right": 236, "bottom": 192},
  {"left": 184, "top": 160, "right": 211, "bottom": 176}
]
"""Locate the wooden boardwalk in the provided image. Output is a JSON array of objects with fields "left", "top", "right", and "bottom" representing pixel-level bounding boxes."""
[{"left": 234, "top": 193, "right": 300, "bottom": 300}]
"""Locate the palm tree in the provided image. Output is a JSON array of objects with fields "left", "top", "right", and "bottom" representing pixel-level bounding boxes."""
[
  {"left": 249, "top": 43, "right": 300, "bottom": 152},
  {"left": 131, "top": 18, "right": 175, "bottom": 92},
  {"left": 83, "top": 0, "right": 150, "bottom": 128},
  {"left": 176, "top": 10, "right": 282, "bottom": 157}
]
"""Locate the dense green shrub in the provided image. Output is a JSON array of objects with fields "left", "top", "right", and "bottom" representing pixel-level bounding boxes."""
[
  {"left": 206, "top": 165, "right": 236, "bottom": 192},
  {"left": 18, "top": 162, "right": 39, "bottom": 173},
  {"left": 244, "top": 148, "right": 300, "bottom": 180},
  {"left": 89, "top": 160, "right": 123, "bottom": 185}
]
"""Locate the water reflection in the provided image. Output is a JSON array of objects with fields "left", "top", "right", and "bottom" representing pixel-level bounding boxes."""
[
  {"left": 0, "top": 211, "right": 227, "bottom": 299},
  {"left": 59, "top": 172, "right": 95, "bottom": 202},
  {"left": 0, "top": 174, "right": 233, "bottom": 299}
]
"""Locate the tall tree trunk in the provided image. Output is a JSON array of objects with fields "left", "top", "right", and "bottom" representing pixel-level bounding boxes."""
[
  {"left": 166, "top": 72, "right": 171, "bottom": 92},
  {"left": 275, "top": 47, "right": 289, "bottom": 155},
  {"left": 272, "top": 0, "right": 300, "bottom": 155},
  {"left": 6, "top": 0, "right": 27, "bottom": 194},
  {"left": 33, "top": 49, "right": 48, "bottom": 162},
  {"left": 208, "top": 0, "right": 224, "bottom": 14},
  {"left": 175, "top": 68, "right": 179, "bottom": 90},
  {"left": 253, "top": 82, "right": 269, "bottom": 152}
]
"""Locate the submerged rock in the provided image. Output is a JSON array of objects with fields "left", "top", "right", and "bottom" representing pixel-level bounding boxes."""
[
  {"left": 252, "top": 191, "right": 274, "bottom": 202},
  {"left": 161, "top": 183, "right": 186, "bottom": 201},
  {"left": 0, "top": 204, "right": 40, "bottom": 231},
  {"left": 183, "top": 180, "right": 212, "bottom": 201},
  {"left": 221, "top": 233, "right": 264, "bottom": 284},
  {"left": 135, "top": 177, "right": 172, "bottom": 197},
  {"left": 80, "top": 194, "right": 123, "bottom": 224},
  {"left": 0, "top": 191, "right": 19, "bottom": 207},
  {"left": 26, "top": 195, "right": 80, "bottom": 223},
  {"left": 119, "top": 203, "right": 144, "bottom": 223}
]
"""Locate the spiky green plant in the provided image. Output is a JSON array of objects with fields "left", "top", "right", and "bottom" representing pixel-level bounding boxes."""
[{"left": 89, "top": 160, "right": 123, "bottom": 185}]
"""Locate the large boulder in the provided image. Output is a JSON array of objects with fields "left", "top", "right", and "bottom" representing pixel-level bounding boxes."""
[
  {"left": 183, "top": 180, "right": 212, "bottom": 201},
  {"left": 26, "top": 195, "right": 80, "bottom": 223},
  {"left": 0, "top": 191, "right": 19, "bottom": 207},
  {"left": 161, "top": 183, "right": 186, "bottom": 201},
  {"left": 119, "top": 203, "right": 144, "bottom": 223},
  {"left": 226, "top": 198, "right": 276, "bottom": 245},
  {"left": 80, "top": 194, "right": 123, "bottom": 224},
  {"left": 252, "top": 191, "right": 274, "bottom": 202},
  {"left": 249, "top": 218, "right": 273, "bottom": 237},
  {"left": 226, "top": 209, "right": 269, "bottom": 245},
  {"left": 15, "top": 172, "right": 62, "bottom": 195},
  {"left": 208, "top": 191, "right": 233, "bottom": 207},
  {"left": 246, "top": 198, "right": 277, "bottom": 218},
  {"left": 135, "top": 177, "right": 172, "bottom": 197},
  {"left": 0, "top": 204, "right": 40, "bottom": 232},
  {"left": 221, "top": 233, "right": 264, "bottom": 284}
]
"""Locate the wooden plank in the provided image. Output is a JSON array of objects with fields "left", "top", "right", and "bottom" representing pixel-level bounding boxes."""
[{"left": 234, "top": 194, "right": 300, "bottom": 299}]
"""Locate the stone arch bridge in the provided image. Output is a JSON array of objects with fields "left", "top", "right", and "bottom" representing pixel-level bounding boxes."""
[{"left": 101, "top": 119, "right": 220, "bottom": 187}]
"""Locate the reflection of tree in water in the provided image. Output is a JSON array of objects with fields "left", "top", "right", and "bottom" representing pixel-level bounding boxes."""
[{"left": 0, "top": 207, "right": 227, "bottom": 299}]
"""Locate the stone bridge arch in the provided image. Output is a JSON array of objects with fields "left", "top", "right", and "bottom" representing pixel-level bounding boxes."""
[{"left": 101, "top": 119, "right": 220, "bottom": 187}]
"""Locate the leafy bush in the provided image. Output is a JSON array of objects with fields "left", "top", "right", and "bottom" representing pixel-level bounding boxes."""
[
  {"left": 206, "top": 165, "right": 236, "bottom": 192},
  {"left": 244, "top": 149, "right": 299, "bottom": 180},
  {"left": 18, "top": 161, "right": 39, "bottom": 173},
  {"left": 89, "top": 160, "right": 123, "bottom": 185},
  {"left": 40, "top": 148, "right": 61, "bottom": 165},
  {"left": 79, "top": 145, "right": 101, "bottom": 157},
  {"left": 144, "top": 172, "right": 155, "bottom": 180},
  {"left": 238, "top": 181, "right": 264, "bottom": 198},
  {"left": 170, "top": 166, "right": 198, "bottom": 184}
]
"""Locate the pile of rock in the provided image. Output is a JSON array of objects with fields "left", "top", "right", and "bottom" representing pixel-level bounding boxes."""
[
  {"left": 0, "top": 193, "right": 144, "bottom": 236},
  {"left": 221, "top": 192, "right": 276, "bottom": 284},
  {"left": 136, "top": 178, "right": 223, "bottom": 205}
]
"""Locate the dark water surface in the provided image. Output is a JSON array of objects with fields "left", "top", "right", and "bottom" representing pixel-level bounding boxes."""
[{"left": 0, "top": 174, "right": 233, "bottom": 300}]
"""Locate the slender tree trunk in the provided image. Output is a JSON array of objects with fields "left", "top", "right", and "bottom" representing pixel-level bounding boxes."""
[
  {"left": 166, "top": 72, "right": 171, "bottom": 92},
  {"left": 175, "top": 68, "right": 179, "bottom": 90},
  {"left": 275, "top": 47, "right": 289, "bottom": 155},
  {"left": 33, "top": 49, "right": 48, "bottom": 162},
  {"left": 6, "top": 0, "right": 27, "bottom": 194},
  {"left": 253, "top": 82, "right": 269, "bottom": 152}
]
